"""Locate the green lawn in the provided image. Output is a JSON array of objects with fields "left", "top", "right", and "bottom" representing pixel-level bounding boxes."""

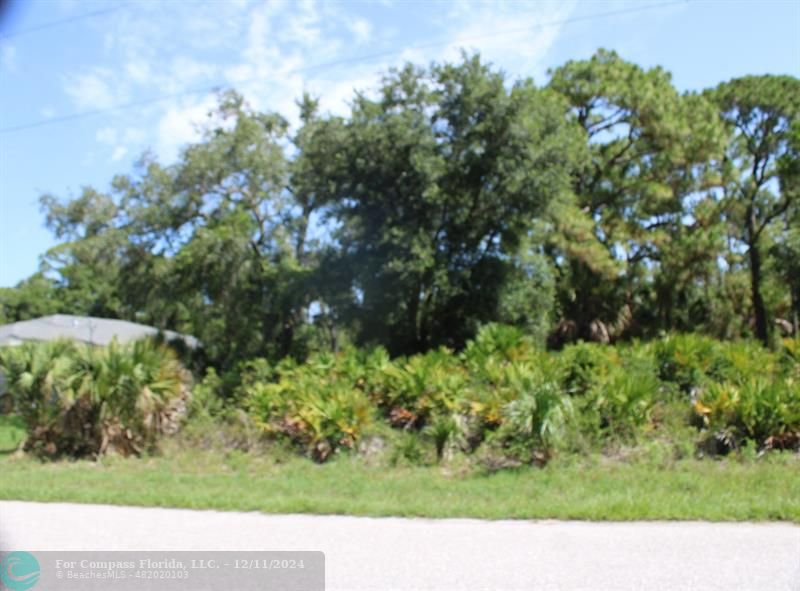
[{"left": 1, "top": 449, "right": 798, "bottom": 521}]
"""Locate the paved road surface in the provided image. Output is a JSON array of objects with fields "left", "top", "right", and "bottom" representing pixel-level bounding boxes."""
[{"left": 1, "top": 501, "right": 798, "bottom": 590}]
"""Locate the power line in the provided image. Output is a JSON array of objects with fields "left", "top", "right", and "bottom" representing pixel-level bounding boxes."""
[
  {"left": 0, "top": 3, "right": 130, "bottom": 40},
  {"left": 0, "top": 1, "right": 686, "bottom": 135}
]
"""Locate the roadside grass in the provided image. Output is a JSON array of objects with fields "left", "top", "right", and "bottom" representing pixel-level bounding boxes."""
[
  {"left": 1, "top": 448, "right": 798, "bottom": 522},
  {"left": 0, "top": 414, "right": 25, "bottom": 453}
]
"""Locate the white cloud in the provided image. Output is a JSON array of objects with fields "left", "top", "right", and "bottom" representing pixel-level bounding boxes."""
[
  {"left": 170, "top": 56, "right": 216, "bottom": 86},
  {"left": 280, "top": 1, "right": 323, "bottom": 48},
  {"left": 58, "top": 0, "right": 575, "bottom": 166},
  {"left": 1, "top": 44, "right": 16, "bottom": 72},
  {"left": 348, "top": 18, "right": 372, "bottom": 44},
  {"left": 433, "top": 0, "right": 576, "bottom": 81},
  {"left": 95, "top": 126, "right": 146, "bottom": 163},
  {"left": 125, "top": 60, "right": 151, "bottom": 84},
  {"left": 122, "top": 128, "right": 146, "bottom": 144},
  {"left": 110, "top": 146, "right": 128, "bottom": 162},
  {"left": 156, "top": 96, "right": 218, "bottom": 162},
  {"left": 64, "top": 70, "right": 120, "bottom": 110},
  {"left": 95, "top": 127, "right": 118, "bottom": 145}
]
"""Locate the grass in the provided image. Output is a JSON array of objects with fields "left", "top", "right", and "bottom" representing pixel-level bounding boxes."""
[
  {"left": 0, "top": 414, "right": 25, "bottom": 453},
  {"left": 1, "top": 447, "right": 798, "bottom": 522}
]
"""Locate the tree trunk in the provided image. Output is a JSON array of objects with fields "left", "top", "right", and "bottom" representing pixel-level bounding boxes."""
[{"left": 746, "top": 228, "right": 769, "bottom": 346}]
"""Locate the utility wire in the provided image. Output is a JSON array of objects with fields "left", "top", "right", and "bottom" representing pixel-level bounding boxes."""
[
  {"left": 0, "top": 1, "right": 686, "bottom": 135},
  {"left": 0, "top": 3, "right": 130, "bottom": 40}
]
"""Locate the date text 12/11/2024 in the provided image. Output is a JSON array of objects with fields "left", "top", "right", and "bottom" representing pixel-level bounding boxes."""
[{"left": 1, "top": 551, "right": 325, "bottom": 591}]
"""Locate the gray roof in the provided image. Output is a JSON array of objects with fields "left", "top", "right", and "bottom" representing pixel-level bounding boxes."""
[{"left": 0, "top": 315, "right": 199, "bottom": 348}]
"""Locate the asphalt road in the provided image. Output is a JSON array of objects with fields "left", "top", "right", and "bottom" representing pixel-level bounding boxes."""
[{"left": 1, "top": 501, "right": 798, "bottom": 590}]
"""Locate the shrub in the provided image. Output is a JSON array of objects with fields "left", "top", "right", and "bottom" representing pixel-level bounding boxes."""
[
  {"left": 234, "top": 331, "right": 795, "bottom": 465},
  {"left": 779, "top": 338, "right": 800, "bottom": 380},
  {"left": 654, "top": 334, "right": 778, "bottom": 392},
  {"left": 0, "top": 339, "right": 190, "bottom": 458},
  {"left": 483, "top": 370, "right": 572, "bottom": 465},
  {"left": 463, "top": 323, "right": 528, "bottom": 364},
  {"left": 694, "top": 378, "right": 800, "bottom": 452},
  {"left": 654, "top": 334, "right": 721, "bottom": 392},
  {"left": 389, "top": 431, "right": 429, "bottom": 466},
  {"left": 587, "top": 362, "right": 661, "bottom": 441},
  {"left": 189, "top": 368, "right": 225, "bottom": 419},
  {"left": 245, "top": 353, "right": 374, "bottom": 462},
  {"left": 709, "top": 341, "right": 778, "bottom": 385},
  {"left": 557, "top": 342, "right": 618, "bottom": 396},
  {"left": 424, "top": 414, "right": 461, "bottom": 461},
  {"left": 377, "top": 349, "right": 467, "bottom": 429}
]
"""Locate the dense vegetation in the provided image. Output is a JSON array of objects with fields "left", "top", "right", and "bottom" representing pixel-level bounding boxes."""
[
  {"left": 0, "top": 339, "right": 189, "bottom": 457},
  {"left": 212, "top": 328, "right": 799, "bottom": 464},
  {"left": 2, "top": 329, "right": 796, "bottom": 464},
  {"left": 0, "top": 51, "right": 798, "bottom": 472},
  {"left": 0, "top": 51, "right": 798, "bottom": 366}
]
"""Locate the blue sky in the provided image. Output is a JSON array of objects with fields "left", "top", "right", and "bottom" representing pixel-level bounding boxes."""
[{"left": 0, "top": 0, "right": 798, "bottom": 287}]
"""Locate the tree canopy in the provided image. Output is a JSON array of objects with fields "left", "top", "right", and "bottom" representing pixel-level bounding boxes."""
[{"left": 2, "top": 51, "right": 797, "bottom": 368}]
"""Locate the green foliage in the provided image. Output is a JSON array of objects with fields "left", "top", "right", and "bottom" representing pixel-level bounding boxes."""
[
  {"left": 695, "top": 378, "right": 800, "bottom": 451},
  {"left": 779, "top": 338, "right": 800, "bottom": 379},
  {"left": 0, "top": 340, "right": 190, "bottom": 458},
  {"left": 245, "top": 351, "right": 375, "bottom": 462},
  {"left": 233, "top": 329, "right": 799, "bottom": 465},
  {"left": 497, "top": 380, "right": 571, "bottom": 463},
  {"left": 295, "top": 54, "right": 584, "bottom": 354},
  {"left": 389, "top": 432, "right": 430, "bottom": 467},
  {"left": 710, "top": 74, "right": 800, "bottom": 345},
  {"left": 423, "top": 414, "right": 461, "bottom": 461},
  {"left": 655, "top": 334, "right": 779, "bottom": 392},
  {"left": 0, "top": 275, "right": 63, "bottom": 323},
  {"left": 654, "top": 334, "right": 723, "bottom": 392},
  {"left": 2, "top": 326, "right": 795, "bottom": 467},
  {"left": 557, "top": 342, "right": 618, "bottom": 396},
  {"left": 6, "top": 52, "right": 797, "bottom": 361},
  {"left": 0, "top": 415, "right": 27, "bottom": 452},
  {"left": 547, "top": 49, "right": 727, "bottom": 342},
  {"left": 377, "top": 349, "right": 467, "bottom": 429},
  {"left": 589, "top": 364, "right": 661, "bottom": 441},
  {"left": 463, "top": 323, "right": 528, "bottom": 363},
  {"left": 189, "top": 368, "right": 225, "bottom": 419}
]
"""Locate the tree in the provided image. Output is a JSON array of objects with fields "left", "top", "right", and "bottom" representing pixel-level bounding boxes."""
[
  {"left": 36, "top": 92, "right": 316, "bottom": 369},
  {"left": 0, "top": 274, "right": 62, "bottom": 323},
  {"left": 16, "top": 54, "right": 798, "bottom": 362},
  {"left": 294, "top": 55, "right": 584, "bottom": 354},
  {"left": 771, "top": 121, "right": 800, "bottom": 335},
  {"left": 547, "top": 49, "right": 726, "bottom": 343},
  {"left": 711, "top": 75, "right": 800, "bottom": 345},
  {"left": 38, "top": 187, "right": 127, "bottom": 318}
]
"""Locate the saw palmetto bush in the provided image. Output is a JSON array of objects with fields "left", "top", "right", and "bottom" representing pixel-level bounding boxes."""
[
  {"left": 462, "top": 323, "right": 531, "bottom": 364},
  {"left": 557, "top": 342, "right": 619, "bottom": 396},
  {"left": 591, "top": 365, "right": 661, "bottom": 441},
  {"left": 495, "top": 376, "right": 572, "bottom": 464},
  {"left": 234, "top": 327, "right": 795, "bottom": 466},
  {"left": 377, "top": 349, "right": 468, "bottom": 429},
  {"left": 694, "top": 378, "right": 800, "bottom": 452},
  {"left": 90, "top": 340, "right": 190, "bottom": 454},
  {"left": 0, "top": 339, "right": 190, "bottom": 458},
  {"left": 654, "top": 334, "right": 722, "bottom": 393},
  {"left": 779, "top": 338, "right": 800, "bottom": 380},
  {"left": 654, "top": 334, "right": 779, "bottom": 393},
  {"left": 245, "top": 351, "right": 374, "bottom": 462},
  {"left": 0, "top": 341, "right": 82, "bottom": 455}
]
